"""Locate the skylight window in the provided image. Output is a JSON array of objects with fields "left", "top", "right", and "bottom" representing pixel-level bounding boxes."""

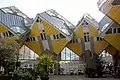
[{"left": 40, "top": 9, "right": 74, "bottom": 36}]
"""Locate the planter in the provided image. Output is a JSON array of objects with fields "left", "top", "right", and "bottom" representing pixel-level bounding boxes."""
[
  {"left": 40, "top": 75, "right": 49, "bottom": 80},
  {"left": 0, "top": 75, "right": 9, "bottom": 80}
]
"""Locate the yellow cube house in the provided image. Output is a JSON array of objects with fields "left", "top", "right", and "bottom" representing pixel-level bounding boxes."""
[
  {"left": 67, "top": 14, "right": 109, "bottom": 56},
  {"left": 98, "top": 0, "right": 120, "bottom": 24},
  {"left": 25, "top": 10, "right": 74, "bottom": 55}
]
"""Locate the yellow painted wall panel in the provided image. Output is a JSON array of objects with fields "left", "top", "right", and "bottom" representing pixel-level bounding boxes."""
[
  {"left": 111, "top": 8, "right": 120, "bottom": 24},
  {"left": 52, "top": 39, "right": 68, "bottom": 54},
  {"left": 43, "top": 21, "right": 60, "bottom": 35},
  {"left": 108, "top": 7, "right": 120, "bottom": 24},
  {"left": 29, "top": 22, "right": 40, "bottom": 37},
  {"left": 0, "top": 24, "right": 8, "bottom": 32},
  {"left": 74, "top": 25, "right": 84, "bottom": 38},
  {"left": 94, "top": 41, "right": 109, "bottom": 55},
  {"left": 104, "top": 34, "right": 120, "bottom": 52},
  {"left": 88, "top": 24, "right": 109, "bottom": 55},
  {"left": 106, "top": 45, "right": 117, "bottom": 55},
  {"left": 67, "top": 43, "right": 82, "bottom": 56},
  {"left": 66, "top": 25, "right": 83, "bottom": 56},
  {"left": 88, "top": 24, "right": 98, "bottom": 37},
  {"left": 25, "top": 42, "right": 42, "bottom": 54},
  {"left": 19, "top": 45, "right": 24, "bottom": 53},
  {"left": 108, "top": 6, "right": 119, "bottom": 16}
]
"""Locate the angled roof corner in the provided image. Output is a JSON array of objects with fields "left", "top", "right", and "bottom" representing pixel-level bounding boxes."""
[
  {"left": 98, "top": 16, "right": 113, "bottom": 37},
  {"left": 76, "top": 13, "right": 99, "bottom": 28},
  {"left": 1, "top": 6, "right": 34, "bottom": 27},
  {"left": 38, "top": 9, "right": 75, "bottom": 36}
]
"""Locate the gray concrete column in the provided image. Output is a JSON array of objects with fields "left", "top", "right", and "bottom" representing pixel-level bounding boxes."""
[
  {"left": 53, "top": 53, "right": 61, "bottom": 75},
  {"left": 81, "top": 50, "right": 97, "bottom": 70}
]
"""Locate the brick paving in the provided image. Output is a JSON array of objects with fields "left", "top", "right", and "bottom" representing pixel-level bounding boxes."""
[{"left": 47, "top": 75, "right": 119, "bottom": 80}]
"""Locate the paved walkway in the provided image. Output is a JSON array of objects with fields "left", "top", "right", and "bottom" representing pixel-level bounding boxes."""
[{"left": 38, "top": 75, "right": 120, "bottom": 80}]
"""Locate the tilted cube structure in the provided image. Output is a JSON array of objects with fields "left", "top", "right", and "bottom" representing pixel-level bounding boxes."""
[{"left": 0, "top": 6, "right": 119, "bottom": 57}]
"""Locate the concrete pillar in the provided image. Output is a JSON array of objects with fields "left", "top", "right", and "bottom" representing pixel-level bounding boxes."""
[
  {"left": 112, "top": 51, "right": 120, "bottom": 74},
  {"left": 81, "top": 50, "right": 97, "bottom": 70},
  {"left": 53, "top": 53, "right": 61, "bottom": 75}
]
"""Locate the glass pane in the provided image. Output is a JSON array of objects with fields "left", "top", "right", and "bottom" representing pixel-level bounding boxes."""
[
  {"left": 66, "top": 48, "right": 70, "bottom": 60},
  {"left": 61, "top": 48, "right": 66, "bottom": 60},
  {"left": 40, "top": 9, "right": 75, "bottom": 36},
  {"left": 19, "top": 46, "right": 39, "bottom": 60}
]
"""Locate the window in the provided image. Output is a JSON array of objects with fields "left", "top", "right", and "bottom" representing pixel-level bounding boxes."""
[
  {"left": 85, "top": 22, "right": 88, "bottom": 25},
  {"left": 70, "top": 40, "right": 72, "bottom": 43},
  {"left": 2, "top": 32, "right": 10, "bottom": 37},
  {"left": 118, "top": 28, "right": 120, "bottom": 33},
  {"left": 84, "top": 32, "right": 90, "bottom": 42},
  {"left": 87, "top": 35, "right": 90, "bottom": 41},
  {"left": 43, "top": 33, "right": 46, "bottom": 40},
  {"left": 40, "top": 33, "right": 44, "bottom": 40},
  {"left": 90, "top": 52, "right": 93, "bottom": 58},
  {"left": 3, "top": 33, "right": 6, "bottom": 37},
  {"left": 53, "top": 35, "right": 56, "bottom": 39},
  {"left": 97, "top": 37, "right": 102, "bottom": 41},
  {"left": 26, "top": 37, "right": 36, "bottom": 42},
  {"left": 36, "top": 17, "right": 40, "bottom": 22},
  {"left": 0, "top": 34, "right": 1, "bottom": 38},
  {"left": 39, "top": 18, "right": 42, "bottom": 22},
  {"left": 6, "top": 32, "right": 9, "bottom": 37},
  {"left": 106, "top": 28, "right": 112, "bottom": 34},
  {"left": 36, "top": 19, "right": 39, "bottom": 22},
  {"left": 29, "top": 64, "right": 33, "bottom": 68},
  {"left": 73, "top": 39, "right": 75, "bottom": 43},
  {"left": 84, "top": 36, "right": 87, "bottom": 42},
  {"left": 100, "top": 37, "right": 102, "bottom": 41},
  {"left": 24, "top": 64, "right": 28, "bottom": 68},
  {"left": 56, "top": 35, "right": 59, "bottom": 39},
  {"left": 113, "top": 28, "right": 116, "bottom": 33},
  {"left": 8, "top": 31, "right": 13, "bottom": 36},
  {"left": 33, "top": 37, "right": 35, "bottom": 41},
  {"left": 70, "top": 39, "right": 78, "bottom": 43},
  {"left": 60, "top": 33, "right": 65, "bottom": 38},
  {"left": 26, "top": 37, "right": 30, "bottom": 42},
  {"left": 53, "top": 34, "right": 60, "bottom": 40},
  {"left": 82, "top": 21, "right": 89, "bottom": 26},
  {"left": 42, "top": 30, "right": 45, "bottom": 32},
  {"left": 97, "top": 37, "right": 99, "bottom": 41},
  {"left": 76, "top": 39, "right": 78, "bottom": 43},
  {"left": 40, "top": 30, "right": 46, "bottom": 41},
  {"left": 30, "top": 37, "right": 33, "bottom": 41},
  {"left": 40, "top": 33, "right": 46, "bottom": 40},
  {"left": 31, "top": 37, "right": 36, "bottom": 41}
]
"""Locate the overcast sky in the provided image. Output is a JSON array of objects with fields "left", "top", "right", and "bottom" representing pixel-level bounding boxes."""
[{"left": 0, "top": 0, "right": 104, "bottom": 25}]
